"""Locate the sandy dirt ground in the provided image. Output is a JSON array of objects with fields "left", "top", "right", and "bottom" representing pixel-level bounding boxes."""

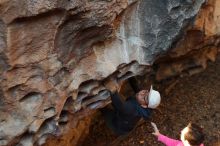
[{"left": 82, "top": 56, "right": 220, "bottom": 146}]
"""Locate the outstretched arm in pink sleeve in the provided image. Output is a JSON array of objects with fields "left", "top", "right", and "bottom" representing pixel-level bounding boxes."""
[{"left": 158, "top": 134, "right": 181, "bottom": 146}]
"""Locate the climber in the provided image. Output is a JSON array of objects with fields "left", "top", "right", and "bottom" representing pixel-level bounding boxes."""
[
  {"left": 102, "top": 77, "right": 161, "bottom": 135},
  {"left": 151, "top": 122, "right": 205, "bottom": 146}
]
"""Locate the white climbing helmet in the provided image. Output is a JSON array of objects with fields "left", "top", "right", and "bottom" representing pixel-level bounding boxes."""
[{"left": 145, "top": 85, "right": 161, "bottom": 109}]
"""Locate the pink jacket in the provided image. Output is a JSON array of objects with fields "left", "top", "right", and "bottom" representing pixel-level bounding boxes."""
[{"left": 158, "top": 134, "right": 204, "bottom": 146}]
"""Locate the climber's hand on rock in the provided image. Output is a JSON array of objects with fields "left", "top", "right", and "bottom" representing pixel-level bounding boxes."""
[
  {"left": 104, "top": 78, "right": 119, "bottom": 93},
  {"left": 151, "top": 122, "right": 160, "bottom": 136}
]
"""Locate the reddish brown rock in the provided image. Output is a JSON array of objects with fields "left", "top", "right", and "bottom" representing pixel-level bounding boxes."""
[
  {"left": 155, "top": 0, "right": 220, "bottom": 81},
  {"left": 0, "top": 0, "right": 219, "bottom": 146}
]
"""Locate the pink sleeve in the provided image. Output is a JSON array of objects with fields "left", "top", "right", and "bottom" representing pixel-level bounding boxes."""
[{"left": 158, "top": 134, "right": 181, "bottom": 146}]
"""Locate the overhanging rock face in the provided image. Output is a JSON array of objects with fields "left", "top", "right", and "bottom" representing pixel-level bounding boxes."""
[{"left": 1, "top": 0, "right": 219, "bottom": 145}]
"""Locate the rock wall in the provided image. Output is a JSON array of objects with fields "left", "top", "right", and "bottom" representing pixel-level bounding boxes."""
[
  {"left": 155, "top": 0, "right": 220, "bottom": 81},
  {"left": 0, "top": 0, "right": 219, "bottom": 146}
]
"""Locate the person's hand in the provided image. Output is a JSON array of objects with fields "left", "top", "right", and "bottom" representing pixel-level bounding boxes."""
[
  {"left": 104, "top": 78, "right": 119, "bottom": 93},
  {"left": 151, "top": 122, "right": 160, "bottom": 136}
]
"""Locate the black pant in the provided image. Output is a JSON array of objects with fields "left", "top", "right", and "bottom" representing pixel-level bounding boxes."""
[{"left": 101, "top": 108, "right": 122, "bottom": 135}]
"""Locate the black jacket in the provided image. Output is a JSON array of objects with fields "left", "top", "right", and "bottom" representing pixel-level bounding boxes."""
[{"left": 111, "top": 91, "right": 152, "bottom": 135}]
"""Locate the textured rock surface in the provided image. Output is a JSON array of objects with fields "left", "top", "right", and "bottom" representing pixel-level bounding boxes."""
[
  {"left": 0, "top": 0, "right": 219, "bottom": 146},
  {"left": 155, "top": 0, "right": 220, "bottom": 80}
]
